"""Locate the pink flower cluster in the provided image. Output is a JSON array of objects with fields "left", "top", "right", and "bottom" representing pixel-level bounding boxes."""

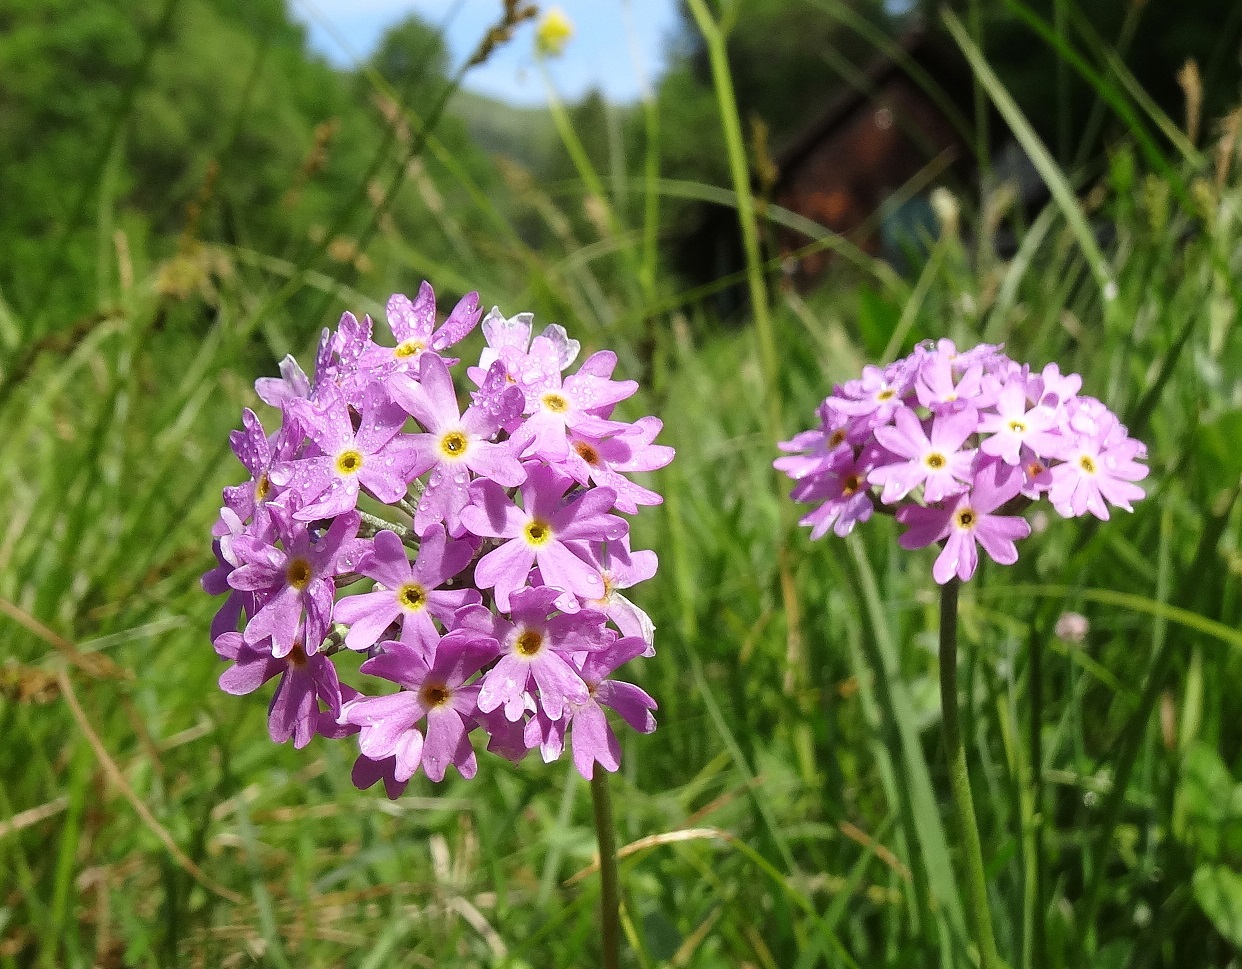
[
  {"left": 202, "top": 283, "right": 672, "bottom": 793},
  {"left": 776, "top": 340, "right": 1148, "bottom": 584}
]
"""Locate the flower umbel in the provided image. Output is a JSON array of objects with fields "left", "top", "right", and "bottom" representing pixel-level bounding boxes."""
[
  {"left": 777, "top": 340, "right": 1148, "bottom": 583},
  {"left": 203, "top": 281, "right": 670, "bottom": 791}
]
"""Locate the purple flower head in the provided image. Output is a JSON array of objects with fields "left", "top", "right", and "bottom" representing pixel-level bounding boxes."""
[
  {"left": 897, "top": 458, "right": 1032, "bottom": 584},
  {"left": 469, "top": 587, "right": 610, "bottom": 723},
  {"left": 228, "top": 507, "right": 365, "bottom": 656},
  {"left": 214, "top": 631, "right": 342, "bottom": 748},
  {"left": 389, "top": 353, "right": 526, "bottom": 535},
  {"left": 270, "top": 382, "right": 417, "bottom": 522},
  {"left": 781, "top": 342, "right": 1147, "bottom": 582},
  {"left": 461, "top": 463, "right": 628, "bottom": 612},
  {"left": 208, "top": 288, "right": 665, "bottom": 788},
  {"left": 332, "top": 526, "right": 481, "bottom": 656},
  {"left": 341, "top": 632, "right": 495, "bottom": 782}
]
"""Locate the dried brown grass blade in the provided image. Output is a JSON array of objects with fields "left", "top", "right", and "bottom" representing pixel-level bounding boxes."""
[
  {"left": 54, "top": 666, "right": 243, "bottom": 904},
  {"left": 0, "top": 596, "right": 130, "bottom": 681},
  {"left": 564, "top": 826, "right": 731, "bottom": 887}
]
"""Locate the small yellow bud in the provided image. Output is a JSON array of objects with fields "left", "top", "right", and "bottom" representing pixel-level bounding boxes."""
[{"left": 536, "top": 7, "right": 574, "bottom": 58}]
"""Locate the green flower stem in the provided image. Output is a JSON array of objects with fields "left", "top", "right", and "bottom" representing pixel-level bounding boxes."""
[
  {"left": 590, "top": 771, "right": 622, "bottom": 969},
  {"left": 939, "top": 579, "right": 1003, "bottom": 969},
  {"left": 356, "top": 511, "right": 413, "bottom": 543}
]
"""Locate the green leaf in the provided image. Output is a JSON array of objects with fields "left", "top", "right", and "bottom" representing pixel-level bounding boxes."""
[
  {"left": 1194, "top": 865, "right": 1242, "bottom": 950},
  {"left": 1195, "top": 410, "right": 1242, "bottom": 498}
]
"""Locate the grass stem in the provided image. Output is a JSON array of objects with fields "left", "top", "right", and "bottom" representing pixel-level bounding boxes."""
[{"left": 939, "top": 579, "right": 1004, "bottom": 969}]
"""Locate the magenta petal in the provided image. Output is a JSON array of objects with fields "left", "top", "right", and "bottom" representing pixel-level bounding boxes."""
[
  {"left": 421, "top": 708, "right": 469, "bottom": 781},
  {"left": 530, "top": 652, "right": 588, "bottom": 721},
  {"left": 474, "top": 540, "right": 537, "bottom": 611},
  {"left": 336, "top": 591, "right": 401, "bottom": 651},
  {"left": 596, "top": 680, "right": 658, "bottom": 733},
  {"left": 268, "top": 667, "right": 315, "bottom": 746},
  {"left": 391, "top": 729, "right": 425, "bottom": 782},
  {"left": 477, "top": 654, "right": 531, "bottom": 721},
  {"left": 461, "top": 481, "right": 526, "bottom": 538},
  {"left": 219, "top": 654, "right": 282, "bottom": 695},
  {"left": 537, "top": 540, "right": 605, "bottom": 601},
  {"left": 571, "top": 702, "right": 621, "bottom": 779}
]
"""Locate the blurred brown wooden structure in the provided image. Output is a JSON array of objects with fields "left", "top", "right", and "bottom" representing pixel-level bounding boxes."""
[{"left": 771, "top": 30, "right": 977, "bottom": 285}]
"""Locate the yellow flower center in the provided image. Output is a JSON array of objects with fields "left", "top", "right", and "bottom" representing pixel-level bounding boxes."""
[
  {"left": 1079, "top": 455, "right": 1097, "bottom": 474},
  {"left": 255, "top": 472, "right": 271, "bottom": 502},
  {"left": 420, "top": 682, "right": 451, "bottom": 707},
  {"left": 542, "top": 392, "right": 570, "bottom": 413},
  {"left": 877, "top": 389, "right": 896, "bottom": 402},
  {"left": 1009, "top": 419, "right": 1027, "bottom": 433},
  {"left": 1027, "top": 461, "right": 1045, "bottom": 477},
  {"left": 925, "top": 452, "right": 946, "bottom": 470},
  {"left": 515, "top": 629, "right": 544, "bottom": 657},
  {"left": 524, "top": 519, "right": 553, "bottom": 546},
  {"left": 956, "top": 509, "right": 976, "bottom": 530},
  {"left": 397, "top": 583, "right": 427, "bottom": 611},
  {"left": 335, "top": 449, "right": 364, "bottom": 475},
  {"left": 841, "top": 473, "right": 863, "bottom": 496},
  {"left": 394, "top": 339, "right": 425, "bottom": 359},
  {"left": 439, "top": 430, "right": 469, "bottom": 458},
  {"left": 286, "top": 558, "right": 312, "bottom": 590}
]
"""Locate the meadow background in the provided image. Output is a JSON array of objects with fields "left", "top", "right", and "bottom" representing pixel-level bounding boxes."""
[{"left": 3, "top": 0, "right": 1242, "bottom": 965}]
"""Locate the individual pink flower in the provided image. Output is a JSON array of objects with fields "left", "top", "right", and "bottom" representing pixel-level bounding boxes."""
[
  {"left": 563, "top": 633, "right": 658, "bottom": 779},
  {"left": 461, "top": 464, "right": 628, "bottom": 611},
  {"left": 1048, "top": 423, "right": 1148, "bottom": 519},
  {"left": 388, "top": 353, "right": 526, "bottom": 535},
  {"left": 360, "top": 284, "right": 483, "bottom": 375},
  {"left": 332, "top": 527, "right": 481, "bottom": 656},
  {"left": 228, "top": 508, "right": 365, "bottom": 656},
  {"left": 214, "top": 631, "right": 342, "bottom": 749},
  {"left": 465, "top": 587, "right": 609, "bottom": 723},
  {"left": 791, "top": 448, "right": 878, "bottom": 539},
  {"left": 896, "top": 459, "right": 1032, "bottom": 584},
  {"left": 869, "top": 406, "right": 977, "bottom": 503},
  {"left": 978, "top": 378, "right": 1062, "bottom": 465},
  {"left": 271, "top": 382, "right": 417, "bottom": 522},
  {"left": 340, "top": 633, "right": 496, "bottom": 783},
  {"left": 509, "top": 351, "right": 637, "bottom": 462}
]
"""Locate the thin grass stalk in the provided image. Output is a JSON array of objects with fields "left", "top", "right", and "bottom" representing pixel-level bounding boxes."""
[
  {"left": 684, "top": 0, "right": 810, "bottom": 712},
  {"left": 939, "top": 578, "right": 1003, "bottom": 969},
  {"left": 1026, "top": 617, "right": 1045, "bottom": 969},
  {"left": 590, "top": 771, "right": 622, "bottom": 969}
]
